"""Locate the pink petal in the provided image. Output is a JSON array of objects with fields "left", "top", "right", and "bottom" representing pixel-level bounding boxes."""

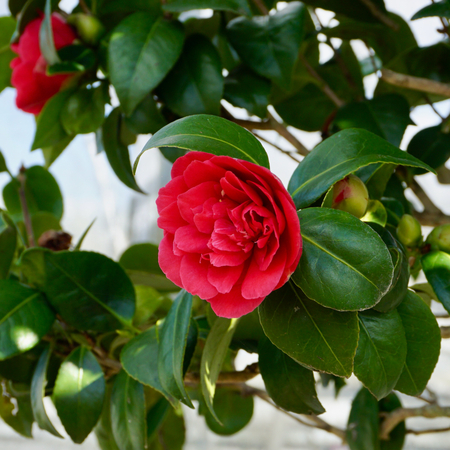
[
  {"left": 171, "top": 151, "right": 213, "bottom": 178},
  {"left": 157, "top": 202, "right": 188, "bottom": 234},
  {"left": 156, "top": 176, "right": 187, "bottom": 213},
  {"left": 177, "top": 182, "right": 219, "bottom": 223},
  {"left": 193, "top": 197, "right": 217, "bottom": 234},
  {"left": 180, "top": 254, "right": 218, "bottom": 300},
  {"left": 174, "top": 225, "right": 210, "bottom": 254},
  {"left": 158, "top": 234, "right": 183, "bottom": 287},
  {"left": 183, "top": 160, "right": 227, "bottom": 188},
  {"left": 208, "top": 286, "right": 265, "bottom": 318},
  {"left": 210, "top": 250, "right": 250, "bottom": 267},
  {"left": 207, "top": 264, "right": 243, "bottom": 294}
]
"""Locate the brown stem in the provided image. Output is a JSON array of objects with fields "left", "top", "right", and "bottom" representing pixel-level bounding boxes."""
[
  {"left": 410, "top": 179, "right": 443, "bottom": 215},
  {"left": 424, "top": 94, "right": 445, "bottom": 120},
  {"left": 185, "top": 363, "right": 260, "bottom": 386},
  {"left": 253, "top": 131, "right": 302, "bottom": 163},
  {"left": 78, "top": 0, "right": 91, "bottom": 14},
  {"left": 442, "top": 326, "right": 450, "bottom": 339},
  {"left": 431, "top": 0, "right": 450, "bottom": 38},
  {"left": 251, "top": 0, "right": 269, "bottom": 15},
  {"left": 17, "top": 167, "right": 35, "bottom": 247},
  {"left": 357, "top": 0, "right": 399, "bottom": 30},
  {"left": 380, "top": 404, "right": 450, "bottom": 440},
  {"left": 414, "top": 211, "right": 450, "bottom": 226},
  {"left": 381, "top": 69, "right": 450, "bottom": 98},
  {"left": 299, "top": 54, "right": 345, "bottom": 107},
  {"left": 407, "top": 426, "right": 450, "bottom": 435}
]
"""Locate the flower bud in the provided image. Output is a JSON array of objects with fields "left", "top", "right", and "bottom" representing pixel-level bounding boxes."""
[
  {"left": 426, "top": 224, "right": 450, "bottom": 253},
  {"left": 331, "top": 174, "right": 369, "bottom": 218},
  {"left": 396, "top": 214, "right": 422, "bottom": 247},
  {"left": 68, "top": 13, "right": 105, "bottom": 45}
]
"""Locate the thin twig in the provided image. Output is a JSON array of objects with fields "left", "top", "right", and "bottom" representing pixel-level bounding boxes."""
[
  {"left": 185, "top": 363, "right": 260, "bottom": 386},
  {"left": 424, "top": 94, "right": 445, "bottom": 120},
  {"left": 78, "top": 0, "right": 91, "bottom": 14},
  {"left": 357, "top": 0, "right": 399, "bottom": 30},
  {"left": 407, "top": 426, "right": 450, "bottom": 435},
  {"left": 298, "top": 54, "right": 345, "bottom": 107},
  {"left": 381, "top": 69, "right": 450, "bottom": 98},
  {"left": 17, "top": 167, "right": 35, "bottom": 247},
  {"left": 380, "top": 404, "right": 450, "bottom": 439},
  {"left": 442, "top": 326, "right": 450, "bottom": 339},
  {"left": 431, "top": 0, "right": 450, "bottom": 38},
  {"left": 253, "top": 131, "right": 302, "bottom": 163},
  {"left": 410, "top": 179, "right": 443, "bottom": 215}
]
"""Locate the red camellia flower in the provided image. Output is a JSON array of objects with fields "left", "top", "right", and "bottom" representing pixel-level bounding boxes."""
[
  {"left": 157, "top": 151, "right": 302, "bottom": 318},
  {"left": 10, "top": 13, "right": 77, "bottom": 115}
]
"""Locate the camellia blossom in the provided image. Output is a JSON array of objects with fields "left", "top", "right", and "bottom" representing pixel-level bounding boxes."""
[
  {"left": 157, "top": 151, "right": 302, "bottom": 318},
  {"left": 10, "top": 13, "right": 77, "bottom": 115}
]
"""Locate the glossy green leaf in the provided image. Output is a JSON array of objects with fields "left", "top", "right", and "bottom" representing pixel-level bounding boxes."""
[
  {"left": 203, "top": 388, "right": 253, "bottom": 435},
  {"left": 102, "top": 108, "right": 143, "bottom": 193},
  {"left": 0, "top": 382, "right": 34, "bottom": 438},
  {"left": 61, "top": 85, "right": 106, "bottom": 135},
  {"left": 293, "top": 208, "right": 394, "bottom": 311},
  {"left": 121, "top": 325, "right": 176, "bottom": 404},
  {"left": 422, "top": 251, "right": 450, "bottom": 314},
  {"left": 346, "top": 387, "right": 380, "bottom": 450},
  {"left": 259, "top": 282, "right": 359, "bottom": 378},
  {"left": 133, "top": 285, "right": 165, "bottom": 326},
  {"left": 30, "top": 345, "right": 63, "bottom": 438},
  {"left": 136, "top": 115, "right": 270, "bottom": 170},
  {"left": 39, "top": 0, "right": 59, "bottom": 65},
  {"left": 407, "top": 125, "right": 450, "bottom": 175},
  {"left": 224, "top": 67, "right": 271, "bottom": 119},
  {"left": 288, "top": 129, "right": 434, "bottom": 209},
  {"left": 412, "top": 0, "right": 450, "bottom": 20},
  {"left": 334, "top": 94, "right": 412, "bottom": 147},
  {"left": 3, "top": 166, "right": 63, "bottom": 221},
  {"left": 379, "top": 393, "right": 406, "bottom": 450},
  {"left": 20, "top": 249, "right": 136, "bottom": 332},
  {"left": 357, "top": 163, "right": 396, "bottom": 200},
  {"left": 111, "top": 370, "right": 147, "bottom": 450},
  {"left": 395, "top": 290, "right": 441, "bottom": 396},
  {"left": 354, "top": 310, "right": 407, "bottom": 400},
  {"left": 201, "top": 317, "right": 239, "bottom": 422},
  {"left": 148, "top": 404, "right": 185, "bottom": 450},
  {"left": 53, "top": 346, "right": 105, "bottom": 443},
  {"left": 226, "top": 2, "right": 306, "bottom": 87},
  {"left": 0, "top": 17, "right": 16, "bottom": 93},
  {"left": 31, "top": 211, "right": 61, "bottom": 241},
  {"left": 146, "top": 397, "right": 170, "bottom": 441},
  {"left": 47, "top": 44, "right": 96, "bottom": 75},
  {"left": 94, "top": 384, "right": 121, "bottom": 450},
  {"left": 0, "top": 280, "right": 54, "bottom": 360},
  {"left": 124, "top": 95, "right": 167, "bottom": 135},
  {"left": 159, "top": 35, "right": 224, "bottom": 117},
  {"left": 361, "top": 200, "right": 387, "bottom": 227},
  {"left": 31, "top": 88, "right": 75, "bottom": 150},
  {"left": 41, "top": 135, "right": 74, "bottom": 169},
  {"left": 0, "top": 345, "right": 44, "bottom": 384},
  {"left": 259, "top": 336, "right": 325, "bottom": 414},
  {"left": 108, "top": 13, "right": 184, "bottom": 115},
  {"left": 158, "top": 290, "right": 193, "bottom": 408},
  {"left": 163, "top": 0, "right": 248, "bottom": 14},
  {"left": 0, "top": 216, "right": 17, "bottom": 279}
]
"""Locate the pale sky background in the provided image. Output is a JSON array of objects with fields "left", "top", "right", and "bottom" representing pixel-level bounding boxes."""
[{"left": 0, "top": 1, "right": 450, "bottom": 450}]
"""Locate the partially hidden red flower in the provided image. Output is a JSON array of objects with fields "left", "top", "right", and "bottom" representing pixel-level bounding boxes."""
[
  {"left": 157, "top": 151, "right": 302, "bottom": 318},
  {"left": 10, "top": 13, "right": 77, "bottom": 115}
]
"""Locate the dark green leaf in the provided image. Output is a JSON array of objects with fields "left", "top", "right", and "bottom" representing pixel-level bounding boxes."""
[
  {"left": 259, "top": 282, "right": 359, "bottom": 378},
  {"left": 158, "top": 290, "right": 193, "bottom": 407},
  {"left": 0, "top": 216, "right": 17, "bottom": 279},
  {"left": 41, "top": 134, "right": 74, "bottom": 169},
  {"left": 20, "top": 249, "right": 136, "bottom": 332},
  {"left": 124, "top": 95, "right": 167, "bottom": 135},
  {"left": 422, "top": 251, "right": 450, "bottom": 314},
  {"left": 288, "top": 129, "right": 434, "bottom": 209},
  {"left": 9, "top": 0, "right": 27, "bottom": 17},
  {"left": 0, "top": 151, "right": 8, "bottom": 173},
  {"left": 294, "top": 208, "right": 394, "bottom": 311},
  {"left": 0, "top": 280, "right": 54, "bottom": 360},
  {"left": 47, "top": 45, "right": 96, "bottom": 75},
  {"left": 395, "top": 290, "right": 441, "bottom": 396},
  {"left": 379, "top": 393, "right": 406, "bottom": 450},
  {"left": 412, "top": 1, "right": 450, "bottom": 20},
  {"left": 0, "top": 17, "right": 16, "bottom": 93},
  {"left": 147, "top": 397, "right": 170, "bottom": 440},
  {"left": 159, "top": 35, "right": 223, "bottom": 117},
  {"left": 0, "top": 382, "right": 34, "bottom": 438},
  {"left": 163, "top": 0, "right": 248, "bottom": 14},
  {"left": 108, "top": 13, "right": 184, "bottom": 115},
  {"left": 224, "top": 67, "right": 271, "bottom": 119},
  {"left": 31, "top": 211, "right": 61, "bottom": 241},
  {"left": 259, "top": 336, "right": 325, "bottom": 414},
  {"left": 94, "top": 384, "right": 121, "bottom": 450},
  {"left": 119, "top": 242, "right": 178, "bottom": 292},
  {"left": 111, "top": 370, "right": 147, "bottom": 450},
  {"left": 346, "top": 387, "right": 380, "bottom": 450},
  {"left": 30, "top": 345, "right": 63, "bottom": 438},
  {"left": 407, "top": 125, "right": 450, "bottom": 175},
  {"left": 0, "top": 345, "right": 43, "bottom": 384},
  {"left": 102, "top": 108, "right": 143, "bottom": 193},
  {"left": 61, "top": 86, "right": 105, "bottom": 135},
  {"left": 31, "top": 88, "right": 75, "bottom": 150},
  {"left": 136, "top": 114, "right": 270, "bottom": 170},
  {"left": 354, "top": 310, "right": 407, "bottom": 400},
  {"left": 53, "top": 346, "right": 105, "bottom": 443},
  {"left": 334, "top": 94, "right": 412, "bottom": 147},
  {"left": 357, "top": 164, "right": 396, "bottom": 200},
  {"left": 133, "top": 285, "right": 165, "bottom": 326},
  {"left": 203, "top": 388, "right": 253, "bottom": 435},
  {"left": 39, "top": 0, "right": 59, "bottom": 65},
  {"left": 3, "top": 166, "right": 63, "bottom": 221},
  {"left": 201, "top": 317, "right": 239, "bottom": 422},
  {"left": 226, "top": 2, "right": 306, "bottom": 87},
  {"left": 74, "top": 218, "right": 96, "bottom": 251},
  {"left": 148, "top": 404, "right": 185, "bottom": 450}
]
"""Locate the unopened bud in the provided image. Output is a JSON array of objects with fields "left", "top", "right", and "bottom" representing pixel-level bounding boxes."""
[
  {"left": 397, "top": 214, "right": 422, "bottom": 247},
  {"left": 426, "top": 224, "right": 450, "bottom": 253},
  {"left": 68, "top": 13, "right": 105, "bottom": 45},
  {"left": 331, "top": 174, "right": 369, "bottom": 218}
]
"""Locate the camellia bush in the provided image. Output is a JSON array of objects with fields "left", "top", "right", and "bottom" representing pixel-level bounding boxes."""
[{"left": 1, "top": 0, "right": 450, "bottom": 449}]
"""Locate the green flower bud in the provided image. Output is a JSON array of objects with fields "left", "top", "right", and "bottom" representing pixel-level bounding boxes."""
[
  {"left": 396, "top": 214, "right": 422, "bottom": 247},
  {"left": 68, "top": 13, "right": 105, "bottom": 45},
  {"left": 426, "top": 224, "right": 450, "bottom": 253},
  {"left": 331, "top": 174, "right": 369, "bottom": 218}
]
